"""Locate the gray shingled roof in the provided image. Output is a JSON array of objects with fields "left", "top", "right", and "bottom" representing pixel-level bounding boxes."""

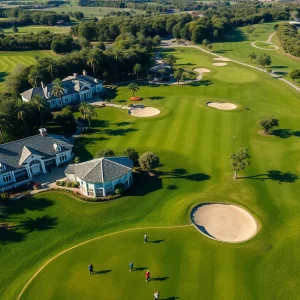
[
  {"left": 0, "top": 134, "right": 73, "bottom": 171},
  {"left": 65, "top": 157, "right": 133, "bottom": 183}
]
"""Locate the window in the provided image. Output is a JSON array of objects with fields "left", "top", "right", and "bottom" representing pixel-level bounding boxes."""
[
  {"left": 3, "top": 174, "right": 12, "bottom": 183},
  {"left": 60, "top": 154, "right": 67, "bottom": 162}
]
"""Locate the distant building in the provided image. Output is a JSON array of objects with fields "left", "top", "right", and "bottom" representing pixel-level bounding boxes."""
[
  {"left": 20, "top": 70, "right": 103, "bottom": 109},
  {"left": 65, "top": 157, "right": 133, "bottom": 197},
  {"left": 148, "top": 63, "right": 171, "bottom": 81},
  {"left": 0, "top": 128, "right": 73, "bottom": 192}
]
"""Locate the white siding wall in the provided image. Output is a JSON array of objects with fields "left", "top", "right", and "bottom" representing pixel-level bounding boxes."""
[
  {"left": 56, "top": 150, "right": 73, "bottom": 166},
  {"left": 0, "top": 171, "right": 16, "bottom": 187}
]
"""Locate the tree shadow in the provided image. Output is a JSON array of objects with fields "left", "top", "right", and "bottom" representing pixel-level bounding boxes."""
[
  {"left": 117, "top": 99, "right": 127, "bottom": 103},
  {"left": 104, "top": 128, "right": 138, "bottom": 136},
  {"left": 115, "top": 121, "right": 133, "bottom": 127},
  {"left": 17, "top": 215, "right": 58, "bottom": 232},
  {"left": 272, "top": 129, "right": 300, "bottom": 139},
  {"left": 243, "top": 170, "right": 298, "bottom": 183},
  {"left": 189, "top": 80, "right": 213, "bottom": 87},
  {"left": 90, "top": 120, "right": 110, "bottom": 128},
  {"left": 149, "top": 96, "right": 165, "bottom": 101},
  {"left": 176, "top": 62, "right": 196, "bottom": 67},
  {"left": 0, "top": 227, "right": 25, "bottom": 245},
  {"left": 213, "top": 50, "right": 233, "bottom": 54},
  {"left": 149, "top": 239, "right": 164, "bottom": 243},
  {"left": 151, "top": 276, "right": 169, "bottom": 281},
  {"left": 0, "top": 71, "right": 8, "bottom": 83},
  {"left": 160, "top": 169, "right": 210, "bottom": 182},
  {"left": 94, "top": 269, "right": 111, "bottom": 275},
  {"left": 167, "top": 184, "right": 178, "bottom": 190},
  {"left": 271, "top": 65, "right": 288, "bottom": 69}
]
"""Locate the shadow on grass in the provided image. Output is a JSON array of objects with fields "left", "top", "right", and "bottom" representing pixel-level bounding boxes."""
[
  {"left": 151, "top": 276, "right": 169, "bottom": 281},
  {"left": 17, "top": 215, "right": 58, "bottom": 233},
  {"left": 272, "top": 129, "right": 300, "bottom": 139},
  {"left": 104, "top": 128, "right": 138, "bottom": 136},
  {"left": 134, "top": 267, "right": 147, "bottom": 271},
  {"left": 167, "top": 184, "right": 178, "bottom": 190},
  {"left": 0, "top": 227, "right": 25, "bottom": 245},
  {"left": 243, "top": 170, "right": 298, "bottom": 183},
  {"left": 161, "top": 297, "right": 179, "bottom": 300},
  {"left": 94, "top": 270, "right": 111, "bottom": 275},
  {"left": 271, "top": 65, "right": 288, "bottom": 69},
  {"left": 0, "top": 71, "right": 8, "bottom": 83},
  {"left": 160, "top": 168, "right": 210, "bottom": 182},
  {"left": 149, "top": 96, "right": 165, "bottom": 101},
  {"left": 115, "top": 121, "right": 133, "bottom": 127},
  {"left": 188, "top": 80, "right": 213, "bottom": 87},
  {"left": 149, "top": 239, "right": 164, "bottom": 243},
  {"left": 213, "top": 50, "right": 233, "bottom": 54}
]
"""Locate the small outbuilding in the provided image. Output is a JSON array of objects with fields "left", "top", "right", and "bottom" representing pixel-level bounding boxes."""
[{"left": 65, "top": 157, "right": 133, "bottom": 197}]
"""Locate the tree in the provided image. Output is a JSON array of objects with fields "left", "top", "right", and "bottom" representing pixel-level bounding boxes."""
[
  {"left": 158, "top": 68, "right": 166, "bottom": 80},
  {"left": 79, "top": 102, "right": 97, "bottom": 129},
  {"left": 87, "top": 49, "right": 101, "bottom": 77},
  {"left": 5, "top": 64, "right": 30, "bottom": 96},
  {"left": 12, "top": 25, "right": 18, "bottom": 33},
  {"left": 127, "top": 82, "right": 140, "bottom": 97},
  {"left": 163, "top": 54, "right": 176, "bottom": 70},
  {"left": 0, "top": 117, "right": 8, "bottom": 144},
  {"left": 74, "top": 11, "right": 84, "bottom": 21},
  {"left": 174, "top": 68, "right": 184, "bottom": 85},
  {"left": 123, "top": 148, "right": 139, "bottom": 165},
  {"left": 291, "top": 11, "right": 299, "bottom": 19},
  {"left": 28, "top": 69, "right": 42, "bottom": 87},
  {"left": 259, "top": 115, "right": 279, "bottom": 134},
  {"left": 289, "top": 69, "right": 300, "bottom": 81},
  {"left": 54, "top": 106, "right": 76, "bottom": 135},
  {"left": 267, "top": 68, "right": 272, "bottom": 76},
  {"left": 248, "top": 52, "right": 256, "bottom": 63},
  {"left": 229, "top": 148, "right": 251, "bottom": 179},
  {"left": 17, "top": 102, "right": 29, "bottom": 137},
  {"left": 32, "top": 96, "right": 47, "bottom": 127},
  {"left": 52, "top": 78, "right": 65, "bottom": 108},
  {"left": 207, "top": 43, "right": 212, "bottom": 50},
  {"left": 257, "top": 54, "right": 271, "bottom": 71},
  {"left": 202, "top": 39, "right": 209, "bottom": 48},
  {"left": 112, "top": 47, "right": 124, "bottom": 80},
  {"left": 139, "top": 152, "right": 160, "bottom": 173},
  {"left": 95, "top": 149, "right": 115, "bottom": 158},
  {"left": 133, "top": 63, "right": 142, "bottom": 80},
  {"left": 97, "top": 42, "right": 106, "bottom": 51}
]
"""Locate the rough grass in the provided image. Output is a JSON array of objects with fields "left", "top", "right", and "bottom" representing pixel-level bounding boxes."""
[
  {"left": 1, "top": 48, "right": 300, "bottom": 300},
  {"left": 3, "top": 25, "right": 71, "bottom": 35}
]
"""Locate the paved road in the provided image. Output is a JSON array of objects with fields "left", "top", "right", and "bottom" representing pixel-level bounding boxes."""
[{"left": 160, "top": 40, "right": 300, "bottom": 93}]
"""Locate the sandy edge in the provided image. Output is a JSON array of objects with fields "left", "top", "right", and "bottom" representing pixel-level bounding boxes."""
[
  {"left": 130, "top": 107, "right": 160, "bottom": 117},
  {"left": 191, "top": 203, "right": 258, "bottom": 243},
  {"left": 213, "top": 63, "right": 227, "bottom": 67},
  {"left": 194, "top": 67, "right": 211, "bottom": 74},
  {"left": 213, "top": 57, "right": 231, "bottom": 62}
]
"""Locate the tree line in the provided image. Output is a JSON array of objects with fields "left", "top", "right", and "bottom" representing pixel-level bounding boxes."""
[
  {"left": 0, "top": 31, "right": 80, "bottom": 53},
  {"left": 0, "top": 8, "right": 70, "bottom": 28},
  {"left": 276, "top": 23, "right": 300, "bottom": 58}
]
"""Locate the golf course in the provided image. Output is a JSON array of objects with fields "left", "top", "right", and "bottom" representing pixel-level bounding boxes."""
[{"left": 1, "top": 45, "right": 300, "bottom": 300}]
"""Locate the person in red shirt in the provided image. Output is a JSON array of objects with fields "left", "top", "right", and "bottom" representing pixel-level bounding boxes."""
[{"left": 146, "top": 270, "right": 151, "bottom": 282}]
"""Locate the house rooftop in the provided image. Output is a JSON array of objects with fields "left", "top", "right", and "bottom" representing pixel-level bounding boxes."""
[{"left": 65, "top": 157, "right": 133, "bottom": 183}]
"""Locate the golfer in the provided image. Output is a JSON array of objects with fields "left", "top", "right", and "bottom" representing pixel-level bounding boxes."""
[
  {"left": 146, "top": 270, "right": 151, "bottom": 282},
  {"left": 144, "top": 234, "right": 148, "bottom": 243},
  {"left": 154, "top": 291, "right": 160, "bottom": 300},
  {"left": 129, "top": 262, "right": 134, "bottom": 271},
  {"left": 88, "top": 263, "right": 94, "bottom": 275}
]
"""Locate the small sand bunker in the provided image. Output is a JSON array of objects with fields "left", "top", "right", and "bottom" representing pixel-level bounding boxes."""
[
  {"left": 213, "top": 63, "right": 227, "bottom": 67},
  {"left": 191, "top": 203, "right": 258, "bottom": 243},
  {"left": 130, "top": 106, "right": 160, "bottom": 117},
  {"left": 194, "top": 68, "right": 211, "bottom": 74},
  {"left": 207, "top": 102, "right": 236, "bottom": 110},
  {"left": 213, "top": 57, "right": 231, "bottom": 62}
]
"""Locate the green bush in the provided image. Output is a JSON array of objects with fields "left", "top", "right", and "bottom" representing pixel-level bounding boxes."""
[
  {"left": 60, "top": 181, "right": 66, "bottom": 186},
  {"left": 72, "top": 182, "right": 80, "bottom": 188},
  {"left": 95, "top": 149, "right": 115, "bottom": 158},
  {"left": 114, "top": 183, "right": 125, "bottom": 195},
  {"left": 56, "top": 181, "right": 61, "bottom": 186},
  {"left": 66, "top": 182, "right": 73, "bottom": 187},
  {"left": 74, "top": 157, "right": 80, "bottom": 164}
]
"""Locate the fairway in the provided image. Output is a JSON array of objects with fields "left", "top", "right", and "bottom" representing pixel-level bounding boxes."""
[
  {"left": 0, "top": 50, "right": 55, "bottom": 91},
  {"left": 3, "top": 25, "right": 71, "bottom": 35},
  {"left": 1, "top": 47, "right": 300, "bottom": 300}
]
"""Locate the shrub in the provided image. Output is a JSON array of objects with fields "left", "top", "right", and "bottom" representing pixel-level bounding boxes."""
[
  {"left": 259, "top": 115, "right": 279, "bottom": 133},
  {"left": 114, "top": 183, "right": 125, "bottom": 195},
  {"left": 95, "top": 149, "right": 115, "bottom": 158},
  {"left": 139, "top": 152, "right": 160, "bottom": 171},
  {"left": 130, "top": 96, "right": 142, "bottom": 101},
  {"left": 56, "top": 181, "right": 61, "bottom": 186},
  {"left": 74, "top": 157, "right": 80, "bottom": 164},
  {"left": 60, "top": 181, "right": 66, "bottom": 186},
  {"left": 72, "top": 182, "right": 80, "bottom": 188},
  {"left": 66, "top": 182, "right": 73, "bottom": 187},
  {"left": 123, "top": 148, "right": 139, "bottom": 165}
]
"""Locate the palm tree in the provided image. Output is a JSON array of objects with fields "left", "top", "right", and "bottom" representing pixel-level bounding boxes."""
[
  {"left": 79, "top": 102, "right": 97, "bottom": 129},
  {"left": 163, "top": 54, "right": 176, "bottom": 70},
  {"left": 52, "top": 78, "right": 65, "bottom": 108},
  {"left": 249, "top": 52, "right": 256, "bottom": 63},
  {"left": 0, "top": 117, "right": 8, "bottom": 144},
  {"left": 127, "top": 82, "right": 140, "bottom": 97},
  {"left": 28, "top": 70, "right": 42, "bottom": 87},
  {"left": 87, "top": 50, "right": 100, "bottom": 77},
  {"left": 113, "top": 48, "right": 124, "bottom": 80},
  {"left": 32, "top": 96, "right": 46, "bottom": 127},
  {"left": 16, "top": 102, "right": 29, "bottom": 137},
  {"left": 46, "top": 58, "right": 56, "bottom": 80},
  {"left": 133, "top": 63, "right": 142, "bottom": 80}
]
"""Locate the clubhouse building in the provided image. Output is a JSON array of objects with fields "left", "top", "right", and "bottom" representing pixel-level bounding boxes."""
[
  {"left": 20, "top": 70, "right": 103, "bottom": 109},
  {"left": 65, "top": 157, "right": 133, "bottom": 197},
  {"left": 0, "top": 128, "right": 73, "bottom": 192}
]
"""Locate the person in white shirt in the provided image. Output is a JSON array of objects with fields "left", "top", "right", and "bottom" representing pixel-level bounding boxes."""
[
  {"left": 154, "top": 291, "right": 160, "bottom": 300},
  {"left": 144, "top": 234, "right": 148, "bottom": 243}
]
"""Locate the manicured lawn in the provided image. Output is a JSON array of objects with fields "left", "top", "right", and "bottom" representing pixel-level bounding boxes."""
[
  {"left": 0, "top": 50, "right": 56, "bottom": 92},
  {"left": 1, "top": 48, "right": 300, "bottom": 300},
  {"left": 3, "top": 25, "right": 71, "bottom": 35},
  {"left": 212, "top": 22, "right": 300, "bottom": 86}
]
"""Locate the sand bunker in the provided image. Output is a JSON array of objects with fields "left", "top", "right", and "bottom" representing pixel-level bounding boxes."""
[
  {"left": 191, "top": 203, "right": 258, "bottom": 243},
  {"left": 213, "top": 63, "right": 227, "bottom": 67},
  {"left": 207, "top": 102, "right": 236, "bottom": 110},
  {"left": 213, "top": 57, "right": 231, "bottom": 62},
  {"left": 194, "top": 68, "right": 211, "bottom": 74},
  {"left": 129, "top": 107, "right": 160, "bottom": 117}
]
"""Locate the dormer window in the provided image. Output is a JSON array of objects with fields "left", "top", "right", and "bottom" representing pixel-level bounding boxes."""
[
  {"left": 0, "top": 163, "right": 6, "bottom": 172},
  {"left": 53, "top": 143, "right": 61, "bottom": 152}
]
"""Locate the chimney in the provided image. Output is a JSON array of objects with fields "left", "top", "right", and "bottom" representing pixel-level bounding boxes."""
[
  {"left": 83, "top": 70, "right": 87, "bottom": 76},
  {"left": 39, "top": 128, "right": 47, "bottom": 136},
  {"left": 73, "top": 73, "right": 78, "bottom": 78},
  {"left": 41, "top": 81, "right": 46, "bottom": 89}
]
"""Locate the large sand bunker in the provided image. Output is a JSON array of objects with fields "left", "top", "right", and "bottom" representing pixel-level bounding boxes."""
[
  {"left": 207, "top": 102, "right": 236, "bottom": 110},
  {"left": 129, "top": 106, "right": 160, "bottom": 117},
  {"left": 191, "top": 203, "right": 258, "bottom": 243},
  {"left": 194, "top": 68, "right": 211, "bottom": 74},
  {"left": 213, "top": 63, "right": 227, "bottom": 67}
]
